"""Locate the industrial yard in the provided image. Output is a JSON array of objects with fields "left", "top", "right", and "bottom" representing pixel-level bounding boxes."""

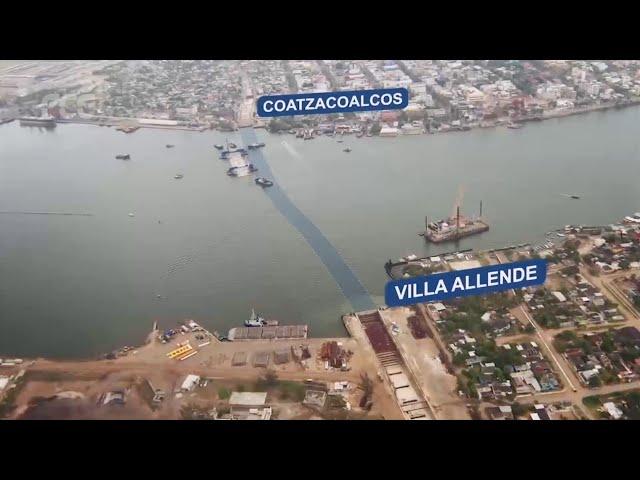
[{"left": 0, "top": 318, "right": 404, "bottom": 420}]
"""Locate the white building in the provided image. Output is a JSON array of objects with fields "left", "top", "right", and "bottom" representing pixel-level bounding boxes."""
[{"left": 180, "top": 374, "right": 200, "bottom": 392}]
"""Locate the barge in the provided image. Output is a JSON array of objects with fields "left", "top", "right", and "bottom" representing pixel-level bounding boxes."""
[{"left": 420, "top": 204, "right": 489, "bottom": 243}]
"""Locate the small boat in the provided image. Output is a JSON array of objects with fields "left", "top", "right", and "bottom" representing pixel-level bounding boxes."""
[
  {"left": 214, "top": 144, "right": 224, "bottom": 150},
  {"left": 255, "top": 177, "right": 274, "bottom": 187},
  {"left": 569, "top": 195, "right": 580, "bottom": 200},
  {"left": 337, "top": 139, "right": 344, "bottom": 143},
  {"left": 245, "top": 308, "right": 266, "bottom": 327},
  {"left": 128, "top": 213, "right": 135, "bottom": 217},
  {"left": 174, "top": 174, "right": 184, "bottom": 179},
  {"left": 248, "top": 142, "right": 265, "bottom": 149},
  {"left": 228, "top": 142, "right": 237, "bottom": 149},
  {"left": 356, "top": 131, "right": 364, "bottom": 138},
  {"left": 624, "top": 213, "right": 640, "bottom": 224},
  {"left": 166, "top": 144, "right": 175, "bottom": 148},
  {"left": 343, "top": 148, "right": 352, "bottom": 153},
  {"left": 115, "top": 154, "right": 130, "bottom": 160},
  {"left": 507, "top": 122, "right": 523, "bottom": 129}
]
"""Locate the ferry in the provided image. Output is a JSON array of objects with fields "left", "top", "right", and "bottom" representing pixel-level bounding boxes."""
[
  {"left": 245, "top": 309, "right": 266, "bottom": 327},
  {"left": 115, "top": 154, "right": 130, "bottom": 160},
  {"left": 227, "top": 164, "right": 258, "bottom": 176},
  {"left": 255, "top": 177, "right": 274, "bottom": 187},
  {"left": 19, "top": 116, "right": 56, "bottom": 128}
]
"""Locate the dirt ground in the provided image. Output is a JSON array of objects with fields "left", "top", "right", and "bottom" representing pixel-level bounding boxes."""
[
  {"left": 378, "top": 307, "right": 471, "bottom": 419},
  {"left": 4, "top": 329, "right": 402, "bottom": 420}
]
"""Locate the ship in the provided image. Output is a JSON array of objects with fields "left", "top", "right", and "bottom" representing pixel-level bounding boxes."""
[
  {"left": 255, "top": 177, "right": 274, "bottom": 187},
  {"left": 227, "top": 164, "right": 257, "bottom": 176},
  {"left": 115, "top": 154, "right": 130, "bottom": 160},
  {"left": 421, "top": 201, "right": 489, "bottom": 243},
  {"left": 245, "top": 309, "right": 266, "bottom": 327},
  {"left": 624, "top": 212, "right": 640, "bottom": 224},
  {"left": 19, "top": 116, "right": 56, "bottom": 128}
]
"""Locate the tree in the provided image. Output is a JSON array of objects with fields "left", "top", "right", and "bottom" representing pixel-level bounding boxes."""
[
  {"left": 511, "top": 402, "right": 527, "bottom": 417},
  {"left": 588, "top": 375, "right": 602, "bottom": 388}
]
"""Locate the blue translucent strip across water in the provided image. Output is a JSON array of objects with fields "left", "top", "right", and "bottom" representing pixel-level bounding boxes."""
[{"left": 240, "top": 127, "right": 376, "bottom": 312}]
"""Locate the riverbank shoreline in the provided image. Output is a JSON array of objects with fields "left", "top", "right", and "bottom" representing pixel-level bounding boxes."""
[{"left": 16, "top": 97, "right": 639, "bottom": 137}]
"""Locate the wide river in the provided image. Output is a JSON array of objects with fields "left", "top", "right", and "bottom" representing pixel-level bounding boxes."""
[{"left": 2, "top": 107, "right": 640, "bottom": 358}]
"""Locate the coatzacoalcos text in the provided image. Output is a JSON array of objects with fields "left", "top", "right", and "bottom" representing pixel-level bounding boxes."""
[{"left": 261, "top": 92, "right": 405, "bottom": 114}]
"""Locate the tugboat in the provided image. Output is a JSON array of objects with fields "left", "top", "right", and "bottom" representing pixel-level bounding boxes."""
[
  {"left": 166, "top": 144, "right": 175, "bottom": 148},
  {"left": 255, "top": 177, "right": 274, "bottom": 187},
  {"left": 115, "top": 154, "right": 130, "bottom": 160},
  {"left": 214, "top": 144, "right": 224, "bottom": 150},
  {"left": 245, "top": 309, "right": 266, "bottom": 327},
  {"left": 174, "top": 174, "right": 184, "bottom": 180}
]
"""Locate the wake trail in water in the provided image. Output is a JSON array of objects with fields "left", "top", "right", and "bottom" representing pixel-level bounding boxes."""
[{"left": 281, "top": 140, "right": 302, "bottom": 159}]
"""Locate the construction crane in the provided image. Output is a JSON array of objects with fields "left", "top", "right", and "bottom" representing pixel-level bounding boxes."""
[{"left": 451, "top": 184, "right": 466, "bottom": 219}]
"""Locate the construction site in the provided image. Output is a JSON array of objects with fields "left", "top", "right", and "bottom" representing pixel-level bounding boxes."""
[{"left": 420, "top": 186, "right": 489, "bottom": 243}]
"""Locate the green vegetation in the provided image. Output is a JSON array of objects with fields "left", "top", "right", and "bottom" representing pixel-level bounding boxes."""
[
  {"left": 369, "top": 121, "right": 382, "bottom": 136},
  {"left": 582, "top": 390, "right": 640, "bottom": 420},
  {"left": 276, "top": 381, "right": 306, "bottom": 402},
  {"left": 217, "top": 387, "right": 231, "bottom": 400},
  {"left": 252, "top": 370, "right": 305, "bottom": 402}
]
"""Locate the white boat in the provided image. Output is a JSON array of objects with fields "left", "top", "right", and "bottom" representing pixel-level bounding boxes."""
[
  {"left": 624, "top": 213, "right": 640, "bottom": 224},
  {"left": 245, "top": 308, "right": 265, "bottom": 327},
  {"left": 128, "top": 213, "right": 135, "bottom": 217}
]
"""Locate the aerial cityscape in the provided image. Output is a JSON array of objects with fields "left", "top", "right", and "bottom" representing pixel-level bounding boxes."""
[{"left": 2, "top": 59, "right": 640, "bottom": 420}]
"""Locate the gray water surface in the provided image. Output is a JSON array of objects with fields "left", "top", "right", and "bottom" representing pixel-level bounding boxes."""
[{"left": 1, "top": 106, "right": 639, "bottom": 358}]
